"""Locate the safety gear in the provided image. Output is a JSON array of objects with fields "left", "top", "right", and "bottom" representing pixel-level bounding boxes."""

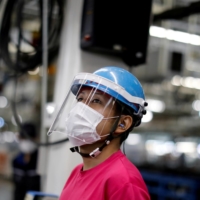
[
  {"left": 66, "top": 102, "right": 119, "bottom": 146},
  {"left": 66, "top": 102, "right": 104, "bottom": 146},
  {"left": 70, "top": 134, "right": 113, "bottom": 158},
  {"left": 18, "top": 139, "right": 37, "bottom": 154},
  {"left": 48, "top": 66, "right": 146, "bottom": 136},
  {"left": 85, "top": 66, "right": 145, "bottom": 113}
]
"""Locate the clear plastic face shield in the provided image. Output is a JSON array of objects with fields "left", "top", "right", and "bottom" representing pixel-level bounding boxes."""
[{"left": 47, "top": 73, "right": 123, "bottom": 146}]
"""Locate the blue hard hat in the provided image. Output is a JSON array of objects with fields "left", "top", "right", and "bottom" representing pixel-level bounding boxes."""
[
  {"left": 71, "top": 66, "right": 145, "bottom": 113},
  {"left": 93, "top": 66, "right": 145, "bottom": 112}
]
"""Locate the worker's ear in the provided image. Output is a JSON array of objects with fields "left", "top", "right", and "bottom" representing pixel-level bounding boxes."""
[{"left": 114, "top": 115, "right": 133, "bottom": 136}]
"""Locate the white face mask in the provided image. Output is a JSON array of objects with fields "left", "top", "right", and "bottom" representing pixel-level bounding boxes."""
[
  {"left": 18, "top": 140, "right": 37, "bottom": 154},
  {"left": 65, "top": 102, "right": 117, "bottom": 147}
]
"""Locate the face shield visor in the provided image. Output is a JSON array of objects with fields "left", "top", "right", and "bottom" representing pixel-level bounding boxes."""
[
  {"left": 48, "top": 72, "right": 146, "bottom": 147},
  {"left": 47, "top": 73, "right": 125, "bottom": 146}
]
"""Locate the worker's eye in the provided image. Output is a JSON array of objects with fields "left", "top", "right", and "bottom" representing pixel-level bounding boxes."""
[
  {"left": 77, "top": 97, "right": 83, "bottom": 102},
  {"left": 91, "top": 98, "right": 101, "bottom": 104}
]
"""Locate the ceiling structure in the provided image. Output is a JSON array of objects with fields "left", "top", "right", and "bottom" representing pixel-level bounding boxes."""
[{"left": 133, "top": 0, "right": 200, "bottom": 136}]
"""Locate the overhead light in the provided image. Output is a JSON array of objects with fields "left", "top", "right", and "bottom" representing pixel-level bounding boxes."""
[
  {"left": 146, "top": 99, "right": 165, "bottom": 113},
  {"left": 181, "top": 76, "right": 195, "bottom": 88},
  {"left": 142, "top": 110, "right": 153, "bottom": 123},
  {"left": 145, "top": 140, "right": 175, "bottom": 156},
  {"left": 149, "top": 26, "right": 166, "bottom": 38},
  {"left": 0, "top": 96, "right": 8, "bottom": 108},
  {"left": 176, "top": 141, "right": 197, "bottom": 154},
  {"left": 182, "top": 77, "right": 200, "bottom": 90},
  {"left": 163, "top": 141, "right": 176, "bottom": 154},
  {"left": 197, "top": 144, "right": 200, "bottom": 155},
  {"left": 171, "top": 75, "right": 181, "bottom": 86},
  {"left": 46, "top": 103, "right": 55, "bottom": 115},
  {"left": 192, "top": 100, "right": 200, "bottom": 111},
  {"left": 171, "top": 75, "right": 200, "bottom": 90},
  {"left": 150, "top": 26, "right": 200, "bottom": 46},
  {"left": 194, "top": 79, "right": 200, "bottom": 90}
]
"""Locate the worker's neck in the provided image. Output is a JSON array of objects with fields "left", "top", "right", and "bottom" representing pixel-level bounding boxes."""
[{"left": 80, "top": 139, "right": 120, "bottom": 171}]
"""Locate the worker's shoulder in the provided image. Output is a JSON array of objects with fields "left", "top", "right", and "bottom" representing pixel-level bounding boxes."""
[{"left": 105, "top": 154, "right": 144, "bottom": 183}]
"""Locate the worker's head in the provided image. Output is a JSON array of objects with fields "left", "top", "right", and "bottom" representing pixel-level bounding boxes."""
[
  {"left": 48, "top": 66, "right": 147, "bottom": 146},
  {"left": 18, "top": 122, "right": 37, "bottom": 153}
]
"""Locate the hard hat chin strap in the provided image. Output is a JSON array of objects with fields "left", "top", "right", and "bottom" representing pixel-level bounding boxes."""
[{"left": 70, "top": 134, "right": 114, "bottom": 158}]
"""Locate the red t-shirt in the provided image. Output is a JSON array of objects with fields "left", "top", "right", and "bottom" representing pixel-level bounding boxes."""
[{"left": 60, "top": 150, "right": 150, "bottom": 200}]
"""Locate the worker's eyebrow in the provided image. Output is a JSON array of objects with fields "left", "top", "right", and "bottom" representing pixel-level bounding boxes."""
[{"left": 77, "top": 90, "right": 104, "bottom": 96}]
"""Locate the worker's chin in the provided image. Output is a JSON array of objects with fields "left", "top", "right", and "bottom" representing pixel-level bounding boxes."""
[{"left": 80, "top": 140, "right": 104, "bottom": 148}]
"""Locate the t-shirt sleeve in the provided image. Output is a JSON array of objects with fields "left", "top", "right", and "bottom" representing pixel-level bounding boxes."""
[{"left": 109, "top": 183, "right": 150, "bottom": 200}]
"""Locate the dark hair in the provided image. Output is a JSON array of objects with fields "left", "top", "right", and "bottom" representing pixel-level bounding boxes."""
[
  {"left": 115, "top": 101, "right": 141, "bottom": 144},
  {"left": 19, "top": 122, "right": 37, "bottom": 139}
]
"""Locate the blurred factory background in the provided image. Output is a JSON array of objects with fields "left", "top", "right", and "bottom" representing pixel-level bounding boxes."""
[{"left": 0, "top": 0, "right": 200, "bottom": 199}]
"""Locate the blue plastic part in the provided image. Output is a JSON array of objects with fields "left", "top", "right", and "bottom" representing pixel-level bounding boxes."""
[
  {"left": 26, "top": 191, "right": 59, "bottom": 198},
  {"left": 72, "top": 66, "right": 145, "bottom": 112},
  {"left": 140, "top": 171, "right": 200, "bottom": 200}
]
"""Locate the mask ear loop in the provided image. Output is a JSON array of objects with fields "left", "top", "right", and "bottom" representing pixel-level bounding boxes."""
[
  {"left": 98, "top": 97, "right": 116, "bottom": 137},
  {"left": 109, "top": 102, "right": 125, "bottom": 138},
  {"left": 98, "top": 97, "right": 125, "bottom": 140},
  {"left": 109, "top": 103, "right": 127, "bottom": 155},
  {"left": 89, "top": 101, "right": 126, "bottom": 157}
]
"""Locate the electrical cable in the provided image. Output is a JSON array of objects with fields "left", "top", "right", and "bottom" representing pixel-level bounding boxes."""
[
  {"left": 12, "top": 75, "right": 69, "bottom": 147},
  {"left": 0, "top": 0, "right": 64, "bottom": 74},
  {"left": 0, "top": 0, "right": 68, "bottom": 146}
]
